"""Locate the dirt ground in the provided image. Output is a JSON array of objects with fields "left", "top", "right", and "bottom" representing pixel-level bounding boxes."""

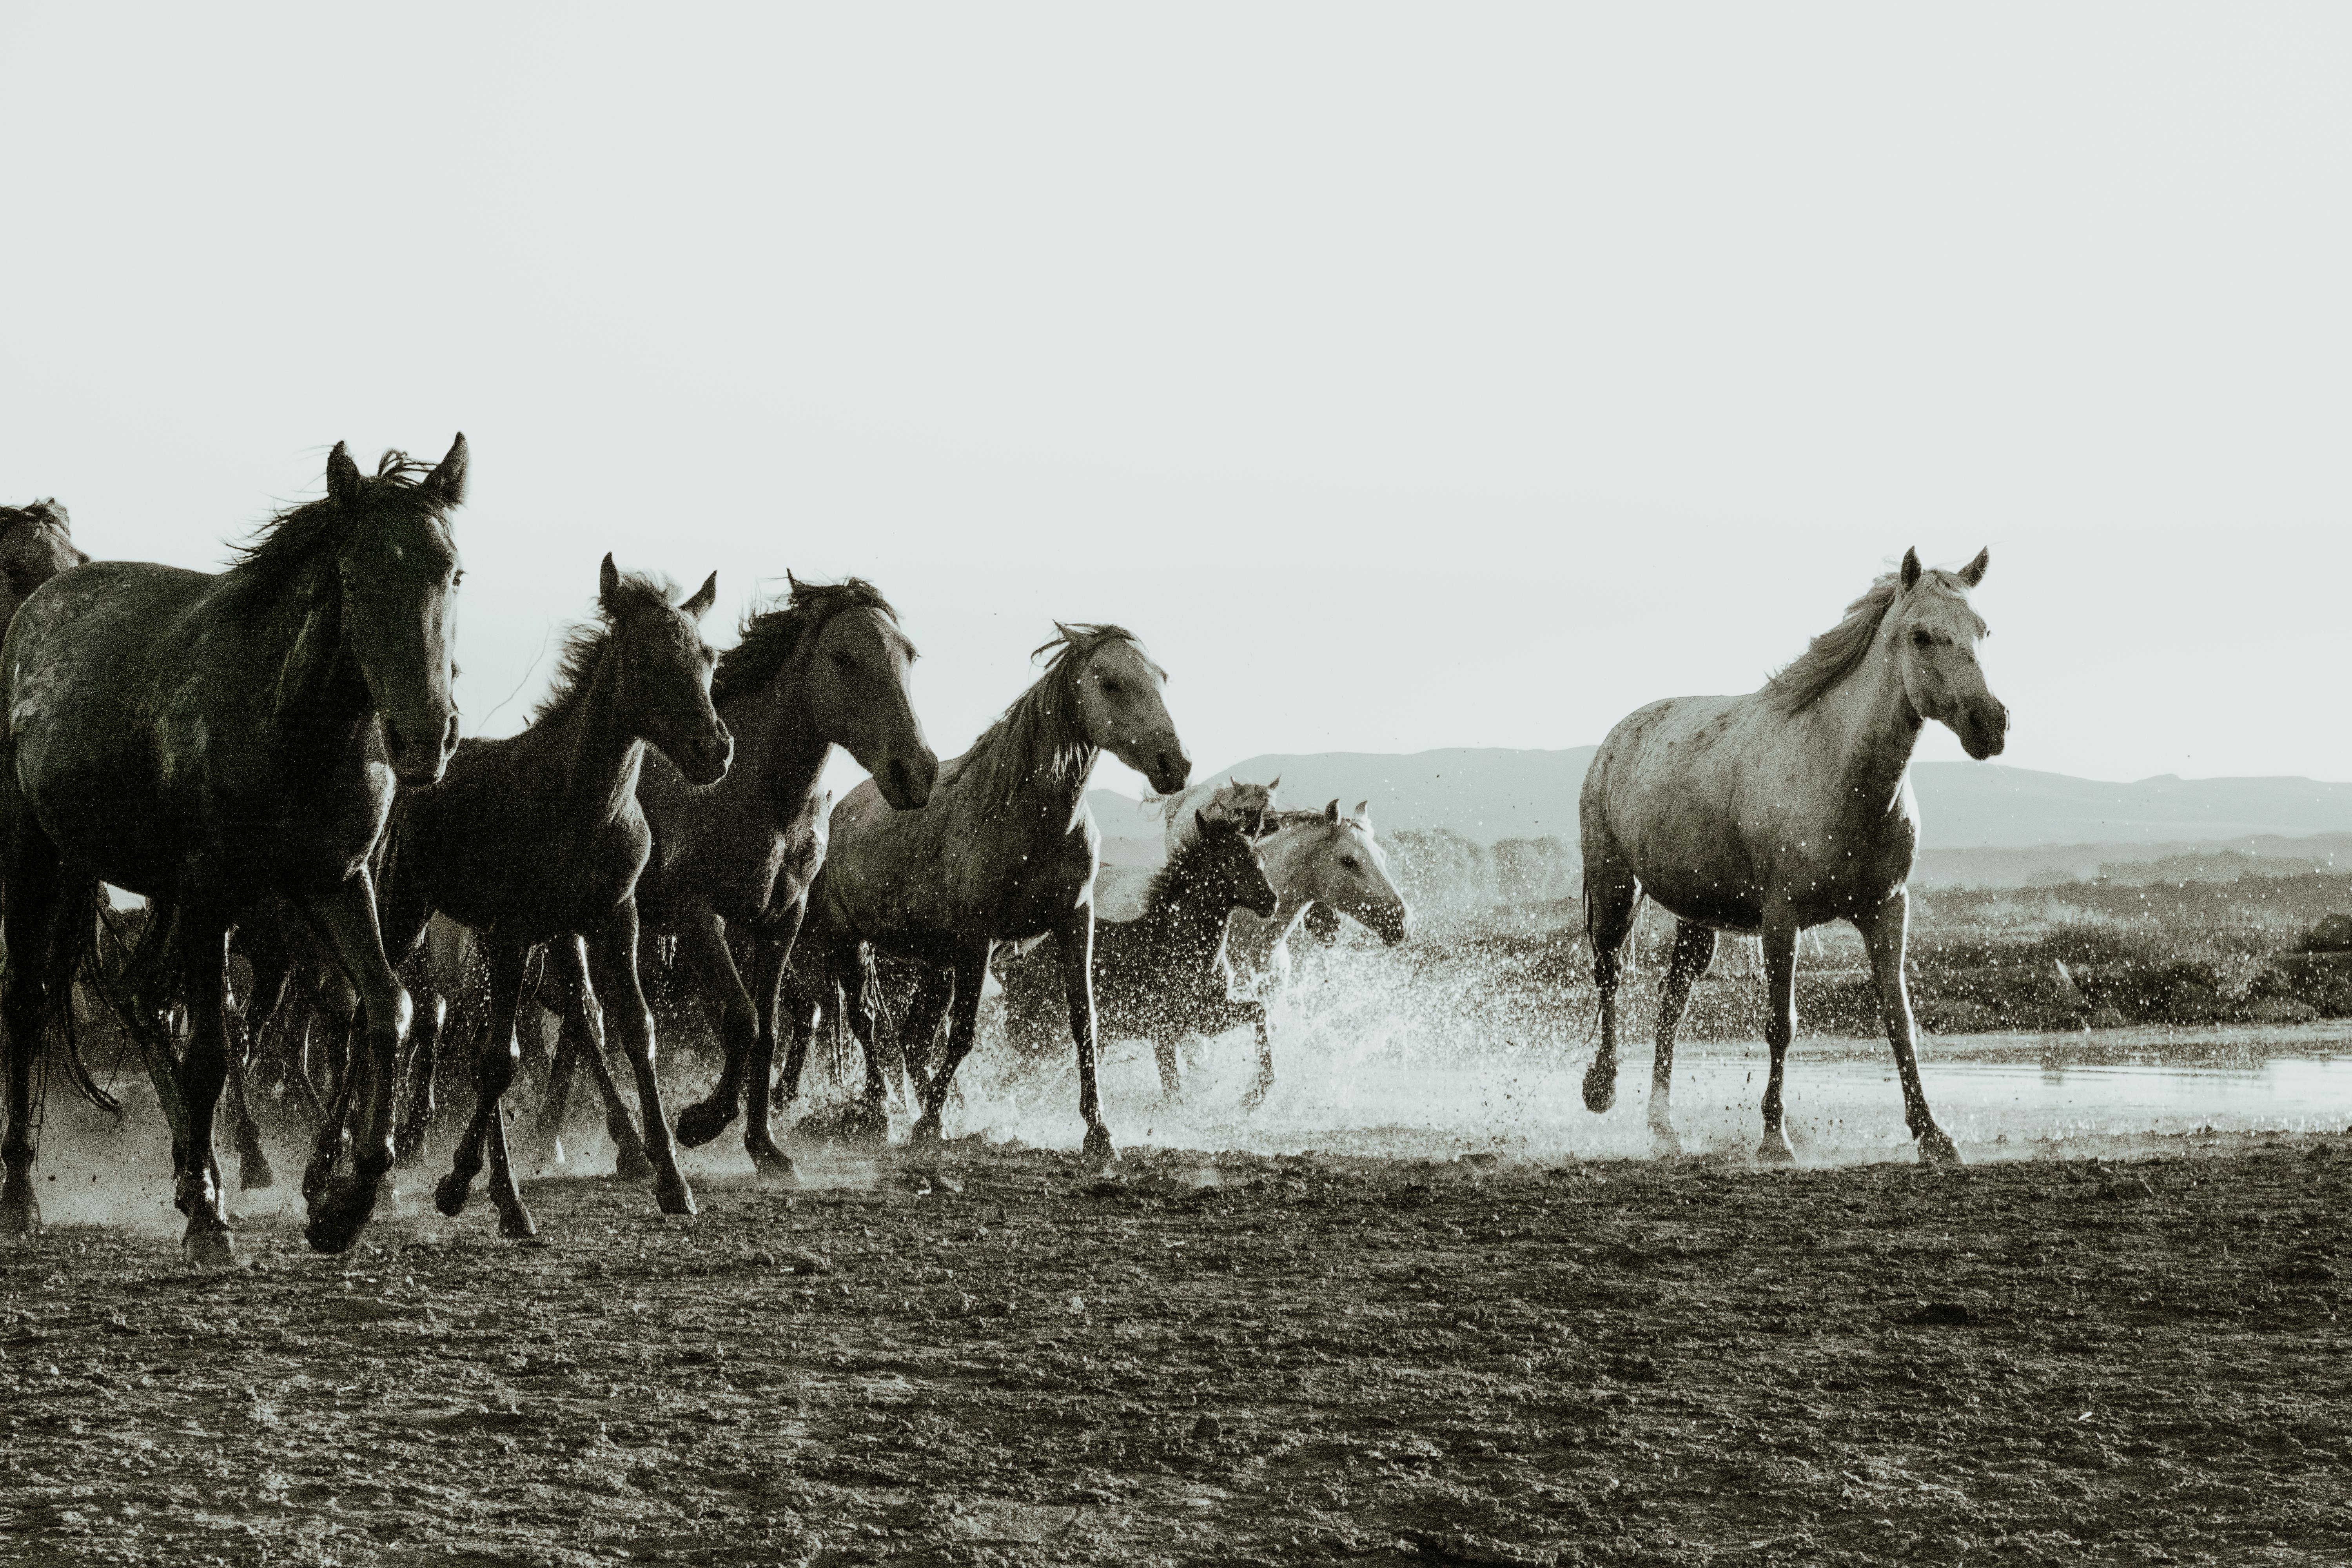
[{"left": 2, "top": 1130, "right": 2347, "bottom": 1567}]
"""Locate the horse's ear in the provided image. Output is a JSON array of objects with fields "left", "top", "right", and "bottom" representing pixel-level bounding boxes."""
[
  {"left": 1267, "top": 774, "right": 1280, "bottom": 791},
  {"left": 598, "top": 552, "right": 621, "bottom": 612},
  {"left": 1195, "top": 809, "right": 1210, "bottom": 833},
  {"left": 1900, "top": 547, "right": 1922, "bottom": 592},
  {"left": 1324, "top": 799, "right": 1341, "bottom": 823},
  {"left": 326, "top": 442, "right": 362, "bottom": 507},
  {"left": 423, "top": 432, "right": 469, "bottom": 506},
  {"left": 682, "top": 572, "right": 719, "bottom": 620},
  {"left": 1352, "top": 800, "right": 1370, "bottom": 822},
  {"left": 1958, "top": 546, "right": 1990, "bottom": 587}
]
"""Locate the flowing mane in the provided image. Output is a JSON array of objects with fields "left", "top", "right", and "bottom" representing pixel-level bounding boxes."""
[
  {"left": 222, "top": 449, "right": 451, "bottom": 602},
  {"left": 711, "top": 574, "right": 904, "bottom": 708},
  {"left": 1141, "top": 814, "right": 1247, "bottom": 913},
  {"left": 962, "top": 623, "right": 1154, "bottom": 813},
  {"left": 1762, "top": 567, "right": 1989, "bottom": 714},
  {"left": 530, "top": 572, "right": 679, "bottom": 725}
]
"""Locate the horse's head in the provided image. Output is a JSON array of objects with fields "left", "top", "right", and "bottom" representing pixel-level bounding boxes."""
[
  {"left": 1191, "top": 810, "right": 1279, "bottom": 918},
  {"left": 795, "top": 579, "right": 937, "bottom": 811},
  {"left": 1208, "top": 776, "right": 1278, "bottom": 836},
  {"left": 1890, "top": 546, "right": 2007, "bottom": 760},
  {"left": 1296, "top": 800, "right": 1410, "bottom": 945},
  {"left": 1069, "top": 628, "right": 1189, "bottom": 795},
  {"left": 328, "top": 434, "right": 466, "bottom": 787},
  {"left": 0, "top": 500, "right": 86, "bottom": 643},
  {"left": 599, "top": 554, "right": 733, "bottom": 786}
]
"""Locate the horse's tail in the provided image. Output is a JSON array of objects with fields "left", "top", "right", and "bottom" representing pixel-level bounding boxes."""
[{"left": 15, "top": 878, "right": 125, "bottom": 1117}]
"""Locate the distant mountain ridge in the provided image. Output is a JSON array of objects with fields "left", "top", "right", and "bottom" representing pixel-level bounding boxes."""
[{"left": 1087, "top": 747, "right": 2352, "bottom": 853}]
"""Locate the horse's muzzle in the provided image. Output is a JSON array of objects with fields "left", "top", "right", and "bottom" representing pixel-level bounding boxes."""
[
  {"left": 1368, "top": 903, "right": 1411, "bottom": 946},
  {"left": 1959, "top": 699, "right": 2009, "bottom": 760},
  {"left": 1145, "top": 747, "right": 1191, "bottom": 797},
  {"left": 878, "top": 750, "right": 940, "bottom": 811},
  {"left": 387, "top": 711, "right": 460, "bottom": 788},
  {"left": 676, "top": 723, "right": 734, "bottom": 786}
]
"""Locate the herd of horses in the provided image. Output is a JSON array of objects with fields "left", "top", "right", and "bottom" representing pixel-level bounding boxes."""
[{"left": 0, "top": 436, "right": 2006, "bottom": 1261}]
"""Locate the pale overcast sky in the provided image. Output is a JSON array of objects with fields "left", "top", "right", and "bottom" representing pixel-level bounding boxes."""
[{"left": 5, "top": 6, "right": 2346, "bottom": 793}]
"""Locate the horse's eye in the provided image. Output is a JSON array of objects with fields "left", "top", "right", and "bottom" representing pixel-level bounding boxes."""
[
  {"left": 831, "top": 651, "right": 856, "bottom": 671},
  {"left": 1911, "top": 629, "right": 1933, "bottom": 648},
  {"left": 452, "top": 569, "right": 465, "bottom": 588},
  {"left": 1101, "top": 679, "right": 1122, "bottom": 695}
]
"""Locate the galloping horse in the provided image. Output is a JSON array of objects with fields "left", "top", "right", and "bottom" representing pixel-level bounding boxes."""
[
  {"left": 0, "top": 501, "right": 87, "bottom": 638},
  {"left": 1579, "top": 548, "right": 2007, "bottom": 1164},
  {"left": 792, "top": 624, "right": 1189, "bottom": 1161},
  {"left": 576, "top": 574, "right": 936, "bottom": 1180},
  {"left": 377, "top": 556, "right": 730, "bottom": 1236},
  {"left": 997, "top": 809, "right": 1276, "bottom": 1098},
  {"left": 0, "top": 438, "right": 467, "bottom": 1258}
]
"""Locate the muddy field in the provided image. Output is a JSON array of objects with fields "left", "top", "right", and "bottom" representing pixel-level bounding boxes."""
[{"left": 4, "top": 1127, "right": 2348, "bottom": 1567}]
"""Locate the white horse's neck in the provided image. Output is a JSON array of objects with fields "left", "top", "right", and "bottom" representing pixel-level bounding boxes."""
[{"left": 1804, "top": 619, "right": 1923, "bottom": 822}]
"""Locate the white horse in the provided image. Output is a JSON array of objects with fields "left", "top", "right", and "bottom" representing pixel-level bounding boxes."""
[
  {"left": 1579, "top": 548, "right": 2007, "bottom": 1165},
  {"left": 1226, "top": 801, "right": 1410, "bottom": 991}
]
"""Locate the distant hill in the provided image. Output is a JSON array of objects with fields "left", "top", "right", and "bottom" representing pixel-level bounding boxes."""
[{"left": 1086, "top": 747, "right": 2352, "bottom": 861}]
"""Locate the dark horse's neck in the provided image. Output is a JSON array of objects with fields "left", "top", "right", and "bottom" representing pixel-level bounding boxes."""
[
  {"left": 1132, "top": 848, "right": 1240, "bottom": 961},
  {"left": 258, "top": 566, "right": 384, "bottom": 775},
  {"left": 721, "top": 651, "right": 831, "bottom": 823},
  {"left": 546, "top": 637, "right": 650, "bottom": 831}
]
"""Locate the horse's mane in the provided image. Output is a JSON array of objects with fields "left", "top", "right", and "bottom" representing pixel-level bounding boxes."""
[
  {"left": 1764, "top": 567, "right": 1985, "bottom": 714},
  {"left": 223, "top": 450, "right": 450, "bottom": 601},
  {"left": 1142, "top": 814, "right": 1249, "bottom": 912},
  {"left": 963, "top": 623, "right": 1155, "bottom": 813},
  {"left": 1259, "top": 807, "right": 1373, "bottom": 840},
  {"left": 0, "top": 499, "right": 71, "bottom": 538},
  {"left": 531, "top": 572, "right": 681, "bottom": 725},
  {"left": 711, "top": 574, "right": 904, "bottom": 708}
]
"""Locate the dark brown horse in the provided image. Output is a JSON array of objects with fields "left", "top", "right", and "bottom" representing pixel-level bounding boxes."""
[
  {"left": 788, "top": 624, "right": 1189, "bottom": 1163},
  {"left": 996, "top": 809, "right": 1275, "bottom": 1097},
  {"left": 377, "top": 555, "right": 730, "bottom": 1236},
  {"left": 0, "top": 438, "right": 467, "bottom": 1258},
  {"left": 586, "top": 574, "right": 937, "bottom": 1179}
]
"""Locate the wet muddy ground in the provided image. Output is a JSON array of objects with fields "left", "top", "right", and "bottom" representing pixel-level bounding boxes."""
[{"left": 3, "top": 1131, "right": 2348, "bottom": 1567}]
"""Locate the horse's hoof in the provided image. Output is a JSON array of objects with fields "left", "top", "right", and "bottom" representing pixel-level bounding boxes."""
[
  {"left": 238, "top": 1149, "right": 276, "bottom": 1192},
  {"left": 746, "top": 1137, "right": 797, "bottom": 1184},
  {"left": 2, "top": 1182, "right": 42, "bottom": 1237},
  {"left": 1081, "top": 1124, "right": 1116, "bottom": 1169},
  {"left": 1240, "top": 1076, "right": 1273, "bottom": 1112},
  {"left": 1916, "top": 1127, "right": 1963, "bottom": 1167},
  {"left": 1756, "top": 1129, "right": 1797, "bottom": 1165},
  {"left": 497, "top": 1203, "right": 541, "bottom": 1240},
  {"left": 433, "top": 1170, "right": 474, "bottom": 1218},
  {"left": 182, "top": 1225, "right": 235, "bottom": 1268},
  {"left": 612, "top": 1141, "right": 658, "bottom": 1183},
  {"left": 1581, "top": 1062, "right": 1618, "bottom": 1114},
  {"left": 300, "top": 1159, "right": 334, "bottom": 1207},
  {"left": 654, "top": 1172, "right": 697, "bottom": 1216},
  {"left": 303, "top": 1181, "right": 380, "bottom": 1254},
  {"left": 674, "top": 1098, "right": 736, "bottom": 1150},
  {"left": 1649, "top": 1123, "right": 1683, "bottom": 1158}
]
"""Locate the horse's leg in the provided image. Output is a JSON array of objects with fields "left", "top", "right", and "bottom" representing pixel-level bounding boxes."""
[
  {"left": 392, "top": 992, "right": 443, "bottom": 1169},
  {"left": 586, "top": 902, "right": 695, "bottom": 1217},
  {"left": 1238, "top": 995, "right": 1274, "bottom": 1109},
  {"left": 1579, "top": 848, "right": 1640, "bottom": 1114},
  {"left": 913, "top": 943, "right": 990, "bottom": 1145},
  {"left": 297, "top": 871, "right": 417, "bottom": 1254},
  {"left": 176, "top": 922, "right": 238, "bottom": 1263},
  {"left": 737, "top": 909, "right": 803, "bottom": 1180},
  {"left": 1756, "top": 907, "right": 1802, "bottom": 1165},
  {"left": 1855, "top": 890, "right": 1959, "bottom": 1167},
  {"left": 672, "top": 903, "right": 759, "bottom": 1152},
  {"left": 224, "top": 1051, "right": 274, "bottom": 1192},
  {"left": 1646, "top": 920, "right": 1716, "bottom": 1157},
  {"left": 776, "top": 967, "right": 817, "bottom": 1106},
  {"left": 1052, "top": 908, "right": 1114, "bottom": 1167},
  {"left": 549, "top": 937, "right": 655, "bottom": 1180},
  {"left": 830, "top": 946, "right": 893, "bottom": 1143},
  {"left": 0, "top": 818, "right": 67, "bottom": 1236},
  {"left": 892, "top": 967, "right": 955, "bottom": 1111},
  {"left": 434, "top": 939, "right": 534, "bottom": 1236}
]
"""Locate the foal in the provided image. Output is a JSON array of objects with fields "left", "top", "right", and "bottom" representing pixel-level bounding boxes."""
[{"left": 378, "top": 556, "right": 730, "bottom": 1236}]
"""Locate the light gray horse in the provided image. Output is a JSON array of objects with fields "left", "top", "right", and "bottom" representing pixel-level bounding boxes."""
[{"left": 1579, "top": 548, "right": 2007, "bottom": 1165}]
